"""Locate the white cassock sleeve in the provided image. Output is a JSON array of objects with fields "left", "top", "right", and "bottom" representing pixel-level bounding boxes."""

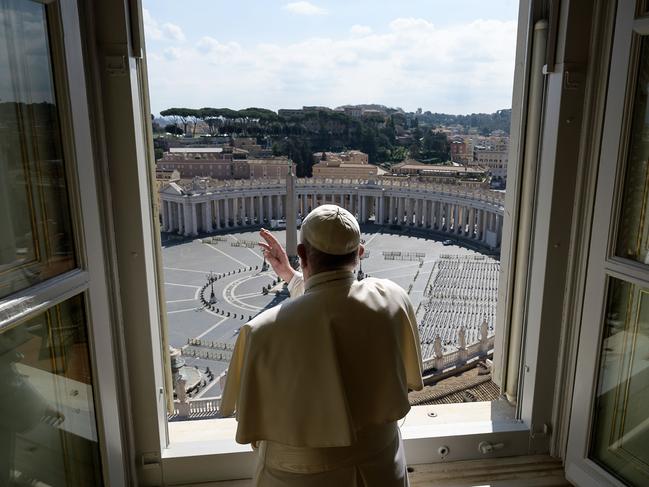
[{"left": 287, "top": 272, "right": 304, "bottom": 298}]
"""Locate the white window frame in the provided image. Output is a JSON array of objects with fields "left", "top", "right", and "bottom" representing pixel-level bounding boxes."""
[
  {"left": 565, "top": 1, "right": 649, "bottom": 485},
  {"left": 0, "top": 0, "right": 129, "bottom": 484},
  {"left": 80, "top": 0, "right": 616, "bottom": 484}
]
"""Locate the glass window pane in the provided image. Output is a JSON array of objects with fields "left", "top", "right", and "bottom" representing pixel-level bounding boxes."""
[
  {"left": 590, "top": 277, "right": 649, "bottom": 486},
  {"left": 0, "top": 294, "right": 103, "bottom": 486},
  {"left": 0, "top": 0, "right": 76, "bottom": 299}
]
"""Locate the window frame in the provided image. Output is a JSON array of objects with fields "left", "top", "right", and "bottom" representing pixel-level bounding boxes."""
[
  {"left": 84, "top": 0, "right": 611, "bottom": 483},
  {"left": 565, "top": 1, "right": 649, "bottom": 485},
  {"left": 0, "top": 0, "right": 129, "bottom": 484}
]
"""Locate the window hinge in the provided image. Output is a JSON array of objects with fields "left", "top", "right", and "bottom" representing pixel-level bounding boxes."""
[
  {"left": 530, "top": 422, "right": 552, "bottom": 439},
  {"left": 140, "top": 451, "right": 161, "bottom": 469}
]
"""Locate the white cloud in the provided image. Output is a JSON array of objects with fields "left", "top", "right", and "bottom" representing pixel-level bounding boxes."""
[
  {"left": 143, "top": 9, "right": 162, "bottom": 40},
  {"left": 162, "top": 22, "right": 185, "bottom": 42},
  {"left": 146, "top": 18, "right": 517, "bottom": 115},
  {"left": 350, "top": 25, "right": 372, "bottom": 36},
  {"left": 143, "top": 8, "right": 186, "bottom": 42},
  {"left": 163, "top": 47, "right": 182, "bottom": 61},
  {"left": 196, "top": 37, "right": 243, "bottom": 64},
  {"left": 283, "top": 1, "right": 327, "bottom": 16}
]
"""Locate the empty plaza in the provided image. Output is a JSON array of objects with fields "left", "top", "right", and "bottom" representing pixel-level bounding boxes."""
[{"left": 162, "top": 227, "right": 499, "bottom": 399}]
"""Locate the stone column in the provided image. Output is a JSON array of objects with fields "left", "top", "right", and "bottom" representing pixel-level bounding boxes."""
[
  {"left": 286, "top": 166, "right": 297, "bottom": 263},
  {"left": 215, "top": 200, "right": 221, "bottom": 229},
  {"left": 453, "top": 205, "right": 460, "bottom": 234},
  {"left": 389, "top": 196, "right": 395, "bottom": 223},
  {"left": 258, "top": 195, "right": 264, "bottom": 224},
  {"left": 398, "top": 197, "right": 404, "bottom": 225},
  {"left": 422, "top": 200, "right": 428, "bottom": 227},
  {"left": 183, "top": 202, "right": 191, "bottom": 236},
  {"left": 445, "top": 204, "right": 451, "bottom": 232},
  {"left": 224, "top": 198, "right": 230, "bottom": 228},
  {"left": 482, "top": 211, "right": 490, "bottom": 243},
  {"left": 469, "top": 207, "right": 476, "bottom": 238},
  {"left": 413, "top": 199, "right": 418, "bottom": 226},
  {"left": 230, "top": 197, "right": 237, "bottom": 227},
  {"left": 373, "top": 196, "right": 378, "bottom": 223},
  {"left": 480, "top": 210, "right": 487, "bottom": 242},
  {"left": 404, "top": 198, "right": 410, "bottom": 225},
  {"left": 496, "top": 214, "right": 503, "bottom": 246},
  {"left": 177, "top": 202, "right": 184, "bottom": 235},
  {"left": 266, "top": 194, "right": 272, "bottom": 221},
  {"left": 165, "top": 201, "right": 171, "bottom": 231},
  {"left": 160, "top": 200, "right": 168, "bottom": 231},
  {"left": 204, "top": 201, "right": 213, "bottom": 233},
  {"left": 191, "top": 203, "right": 198, "bottom": 236},
  {"left": 167, "top": 200, "right": 174, "bottom": 231}
]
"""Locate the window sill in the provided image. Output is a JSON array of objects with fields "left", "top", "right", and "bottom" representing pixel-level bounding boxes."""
[{"left": 159, "top": 400, "right": 532, "bottom": 485}]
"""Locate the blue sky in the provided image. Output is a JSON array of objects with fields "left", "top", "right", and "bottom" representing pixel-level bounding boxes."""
[{"left": 144, "top": 1, "right": 519, "bottom": 115}]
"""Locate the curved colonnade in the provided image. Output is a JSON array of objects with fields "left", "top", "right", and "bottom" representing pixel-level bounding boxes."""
[{"left": 160, "top": 178, "right": 505, "bottom": 249}]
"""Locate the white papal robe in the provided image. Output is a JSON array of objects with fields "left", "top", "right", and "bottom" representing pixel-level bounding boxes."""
[{"left": 220, "top": 269, "right": 424, "bottom": 486}]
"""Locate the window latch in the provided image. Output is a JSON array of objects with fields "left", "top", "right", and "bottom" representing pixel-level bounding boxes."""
[{"left": 478, "top": 441, "right": 505, "bottom": 454}]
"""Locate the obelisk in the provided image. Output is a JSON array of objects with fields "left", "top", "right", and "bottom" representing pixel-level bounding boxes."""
[{"left": 286, "top": 160, "right": 298, "bottom": 268}]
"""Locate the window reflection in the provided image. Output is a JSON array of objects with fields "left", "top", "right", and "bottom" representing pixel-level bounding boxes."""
[
  {"left": 0, "top": 0, "right": 76, "bottom": 300},
  {"left": 590, "top": 278, "right": 649, "bottom": 486},
  {"left": 0, "top": 294, "right": 102, "bottom": 486},
  {"left": 616, "top": 37, "right": 649, "bottom": 264}
]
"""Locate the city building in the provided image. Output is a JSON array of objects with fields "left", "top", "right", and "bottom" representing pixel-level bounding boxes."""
[
  {"left": 311, "top": 150, "right": 378, "bottom": 179},
  {"left": 450, "top": 138, "right": 474, "bottom": 164},
  {"left": 157, "top": 147, "right": 291, "bottom": 180},
  {"left": 390, "top": 160, "right": 487, "bottom": 186},
  {"left": 159, "top": 177, "right": 505, "bottom": 248},
  {"left": 247, "top": 157, "right": 293, "bottom": 179},
  {"left": 277, "top": 108, "right": 304, "bottom": 117},
  {"left": 473, "top": 147, "right": 508, "bottom": 183},
  {"left": 155, "top": 168, "right": 180, "bottom": 210},
  {"left": 230, "top": 137, "right": 269, "bottom": 157}
]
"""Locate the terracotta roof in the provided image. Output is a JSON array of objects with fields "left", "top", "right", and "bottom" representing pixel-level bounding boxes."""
[{"left": 408, "top": 366, "right": 500, "bottom": 406}]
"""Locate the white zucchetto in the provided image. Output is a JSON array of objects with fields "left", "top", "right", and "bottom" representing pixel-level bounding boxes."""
[{"left": 300, "top": 204, "right": 360, "bottom": 255}]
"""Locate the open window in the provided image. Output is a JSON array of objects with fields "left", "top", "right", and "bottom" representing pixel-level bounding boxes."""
[
  {"left": 135, "top": 1, "right": 548, "bottom": 483},
  {"left": 146, "top": 0, "right": 520, "bottom": 458},
  {"left": 4, "top": 0, "right": 625, "bottom": 484}
]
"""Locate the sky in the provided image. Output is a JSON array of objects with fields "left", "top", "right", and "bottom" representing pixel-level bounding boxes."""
[{"left": 143, "top": 1, "right": 519, "bottom": 116}]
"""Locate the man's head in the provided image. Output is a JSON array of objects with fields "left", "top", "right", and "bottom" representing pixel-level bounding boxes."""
[{"left": 298, "top": 204, "right": 364, "bottom": 279}]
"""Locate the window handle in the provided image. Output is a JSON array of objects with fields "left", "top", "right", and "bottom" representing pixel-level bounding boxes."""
[{"left": 478, "top": 441, "right": 505, "bottom": 454}]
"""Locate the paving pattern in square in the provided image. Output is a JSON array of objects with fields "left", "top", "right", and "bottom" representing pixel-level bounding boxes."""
[{"left": 162, "top": 227, "right": 498, "bottom": 398}]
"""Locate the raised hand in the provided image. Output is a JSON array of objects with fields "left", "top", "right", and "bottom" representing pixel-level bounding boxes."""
[{"left": 258, "top": 228, "right": 297, "bottom": 283}]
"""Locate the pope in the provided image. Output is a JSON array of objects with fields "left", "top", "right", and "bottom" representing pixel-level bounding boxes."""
[{"left": 221, "top": 204, "right": 423, "bottom": 487}]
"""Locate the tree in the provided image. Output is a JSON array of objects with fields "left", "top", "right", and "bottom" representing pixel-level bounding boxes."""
[
  {"left": 164, "top": 124, "right": 183, "bottom": 135},
  {"left": 420, "top": 131, "right": 450, "bottom": 162},
  {"left": 360, "top": 126, "right": 379, "bottom": 163},
  {"left": 160, "top": 107, "right": 199, "bottom": 135},
  {"left": 199, "top": 107, "right": 222, "bottom": 135},
  {"left": 389, "top": 146, "right": 409, "bottom": 162}
]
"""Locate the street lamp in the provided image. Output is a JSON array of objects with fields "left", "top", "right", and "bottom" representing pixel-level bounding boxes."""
[{"left": 207, "top": 271, "right": 217, "bottom": 304}]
